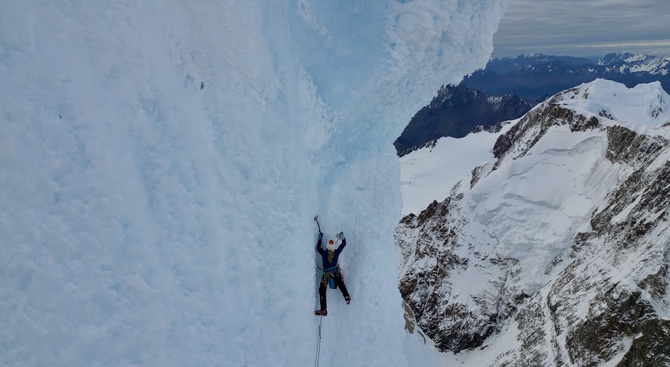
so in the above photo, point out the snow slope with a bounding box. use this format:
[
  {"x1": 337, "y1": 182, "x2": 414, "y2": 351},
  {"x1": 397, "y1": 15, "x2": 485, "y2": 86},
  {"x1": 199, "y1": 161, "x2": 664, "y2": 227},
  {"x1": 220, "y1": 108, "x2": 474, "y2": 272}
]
[
  {"x1": 400, "y1": 125, "x2": 513, "y2": 215},
  {"x1": 0, "y1": 1, "x2": 507, "y2": 366}
]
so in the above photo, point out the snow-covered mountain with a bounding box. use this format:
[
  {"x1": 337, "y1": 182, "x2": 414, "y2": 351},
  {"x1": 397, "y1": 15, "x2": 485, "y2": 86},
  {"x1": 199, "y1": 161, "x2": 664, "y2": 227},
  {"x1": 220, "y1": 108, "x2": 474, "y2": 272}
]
[
  {"x1": 394, "y1": 84, "x2": 536, "y2": 156},
  {"x1": 397, "y1": 79, "x2": 670, "y2": 365},
  {"x1": 0, "y1": 1, "x2": 509, "y2": 366},
  {"x1": 397, "y1": 52, "x2": 670, "y2": 156}
]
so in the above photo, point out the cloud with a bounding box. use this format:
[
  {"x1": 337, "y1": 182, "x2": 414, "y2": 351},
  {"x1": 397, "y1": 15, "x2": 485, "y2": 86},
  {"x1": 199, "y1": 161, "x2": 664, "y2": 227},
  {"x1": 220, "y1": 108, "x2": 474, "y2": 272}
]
[{"x1": 492, "y1": 0, "x2": 670, "y2": 57}]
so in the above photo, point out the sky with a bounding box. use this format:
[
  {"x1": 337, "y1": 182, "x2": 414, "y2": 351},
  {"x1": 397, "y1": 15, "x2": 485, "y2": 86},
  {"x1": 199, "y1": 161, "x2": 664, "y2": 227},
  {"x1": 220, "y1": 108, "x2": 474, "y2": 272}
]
[{"x1": 492, "y1": 0, "x2": 670, "y2": 58}]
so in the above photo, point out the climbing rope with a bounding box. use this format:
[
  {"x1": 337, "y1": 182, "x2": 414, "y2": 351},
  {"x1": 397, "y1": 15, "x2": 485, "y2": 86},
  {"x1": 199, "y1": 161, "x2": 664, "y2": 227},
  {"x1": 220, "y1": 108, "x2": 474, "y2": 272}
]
[
  {"x1": 314, "y1": 214, "x2": 323, "y2": 367},
  {"x1": 314, "y1": 315, "x2": 323, "y2": 367}
]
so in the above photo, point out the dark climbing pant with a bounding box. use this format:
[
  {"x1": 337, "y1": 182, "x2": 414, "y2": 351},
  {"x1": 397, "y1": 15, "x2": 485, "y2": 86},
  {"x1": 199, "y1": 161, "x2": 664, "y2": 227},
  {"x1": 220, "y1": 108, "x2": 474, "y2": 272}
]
[{"x1": 319, "y1": 270, "x2": 350, "y2": 310}]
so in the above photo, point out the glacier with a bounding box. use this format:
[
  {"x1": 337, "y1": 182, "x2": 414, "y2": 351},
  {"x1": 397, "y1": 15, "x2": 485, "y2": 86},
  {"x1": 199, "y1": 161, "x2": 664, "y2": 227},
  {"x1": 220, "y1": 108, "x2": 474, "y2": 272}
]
[{"x1": 0, "y1": 1, "x2": 507, "y2": 366}]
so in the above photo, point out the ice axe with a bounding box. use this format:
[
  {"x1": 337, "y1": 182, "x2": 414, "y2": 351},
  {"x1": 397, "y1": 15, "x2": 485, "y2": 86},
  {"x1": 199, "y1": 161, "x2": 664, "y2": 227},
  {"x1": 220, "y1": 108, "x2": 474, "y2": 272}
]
[{"x1": 314, "y1": 215, "x2": 321, "y2": 233}]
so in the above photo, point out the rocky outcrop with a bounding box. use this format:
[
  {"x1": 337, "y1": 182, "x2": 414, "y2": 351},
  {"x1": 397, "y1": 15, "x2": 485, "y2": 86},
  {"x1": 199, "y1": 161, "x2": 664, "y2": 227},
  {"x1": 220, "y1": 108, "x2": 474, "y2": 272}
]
[{"x1": 397, "y1": 199, "x2": 525, "y2": 352}]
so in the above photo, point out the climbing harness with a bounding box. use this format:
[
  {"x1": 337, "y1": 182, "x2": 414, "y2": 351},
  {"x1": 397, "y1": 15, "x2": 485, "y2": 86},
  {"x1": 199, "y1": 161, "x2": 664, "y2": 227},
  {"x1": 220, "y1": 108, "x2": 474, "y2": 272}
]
[{"x1": 322, "y1": 265, "x2": 343, "y2": 289}]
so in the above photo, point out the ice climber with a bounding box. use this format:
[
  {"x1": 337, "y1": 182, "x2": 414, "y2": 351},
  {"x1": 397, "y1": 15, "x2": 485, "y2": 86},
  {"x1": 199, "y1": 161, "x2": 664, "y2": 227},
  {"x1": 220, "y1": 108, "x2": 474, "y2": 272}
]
[{"x1": 315, "y1": 231, "x2": 351, "y2": 316}]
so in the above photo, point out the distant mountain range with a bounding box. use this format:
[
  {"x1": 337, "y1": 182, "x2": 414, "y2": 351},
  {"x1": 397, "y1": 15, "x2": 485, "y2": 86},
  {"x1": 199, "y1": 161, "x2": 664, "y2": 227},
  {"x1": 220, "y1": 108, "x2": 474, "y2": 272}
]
[
  {"x1": 464, "y1": 52, "x2": 670, "y2": 100},
  {"x1": 395, "y1": 52, "x2": 670, "y2": 156}
]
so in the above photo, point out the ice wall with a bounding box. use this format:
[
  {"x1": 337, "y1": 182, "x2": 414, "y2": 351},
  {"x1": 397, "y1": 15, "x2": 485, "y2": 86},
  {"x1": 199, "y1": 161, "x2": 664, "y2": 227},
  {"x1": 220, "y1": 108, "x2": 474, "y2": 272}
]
[{"x1": 0, "y1": 1, "x2": 507, "y2": 366}]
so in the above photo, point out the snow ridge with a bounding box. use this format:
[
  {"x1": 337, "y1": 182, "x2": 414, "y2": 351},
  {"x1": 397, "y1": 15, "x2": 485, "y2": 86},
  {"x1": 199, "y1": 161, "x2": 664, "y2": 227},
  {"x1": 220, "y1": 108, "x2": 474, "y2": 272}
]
[{"x1": 553, "y1": 79, "x2": 670, "y2": 126}]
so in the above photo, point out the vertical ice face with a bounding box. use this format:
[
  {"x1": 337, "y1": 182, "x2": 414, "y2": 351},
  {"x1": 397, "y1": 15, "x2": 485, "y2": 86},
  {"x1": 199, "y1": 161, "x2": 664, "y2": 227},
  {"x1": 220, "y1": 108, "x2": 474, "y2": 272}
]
[{"x1": 0, "y1": 1, "x2": 507, "y2": 366}]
